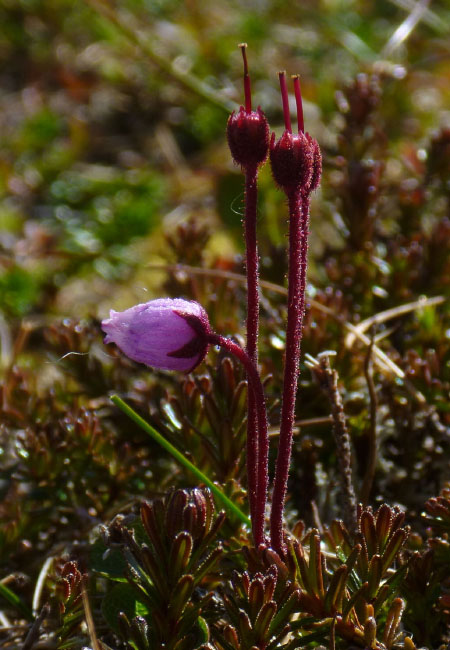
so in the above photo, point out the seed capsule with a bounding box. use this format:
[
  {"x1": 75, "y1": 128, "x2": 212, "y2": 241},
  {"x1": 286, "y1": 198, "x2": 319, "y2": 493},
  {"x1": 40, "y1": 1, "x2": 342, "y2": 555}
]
[{"x1": 226, "y1": 44, "x2": 269, "y2": 169}]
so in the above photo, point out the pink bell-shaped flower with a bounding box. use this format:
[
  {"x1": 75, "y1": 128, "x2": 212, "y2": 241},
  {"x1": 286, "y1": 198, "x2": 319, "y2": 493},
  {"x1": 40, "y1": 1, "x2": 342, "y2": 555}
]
[{"x1": 102, "y1": 298, "x2": 211, "y2": 373}]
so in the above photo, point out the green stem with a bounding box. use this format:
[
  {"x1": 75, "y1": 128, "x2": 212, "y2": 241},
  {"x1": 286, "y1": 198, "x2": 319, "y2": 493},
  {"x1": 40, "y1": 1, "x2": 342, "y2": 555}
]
[{"x1": 111, "y1": 395, "x2": 250, "y2": 526}]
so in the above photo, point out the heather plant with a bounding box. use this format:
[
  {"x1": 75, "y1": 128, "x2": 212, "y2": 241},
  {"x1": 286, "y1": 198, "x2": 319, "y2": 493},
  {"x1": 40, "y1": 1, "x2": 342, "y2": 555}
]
[{"x1": 0, "y1": 3, "x2": 449, "y2": 650}]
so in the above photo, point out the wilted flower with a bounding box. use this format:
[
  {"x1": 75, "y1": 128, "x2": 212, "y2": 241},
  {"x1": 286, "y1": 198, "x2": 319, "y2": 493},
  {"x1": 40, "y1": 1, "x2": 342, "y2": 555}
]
[{"x1": 102, "y1": 298, "x2": 211, "y2": 373}]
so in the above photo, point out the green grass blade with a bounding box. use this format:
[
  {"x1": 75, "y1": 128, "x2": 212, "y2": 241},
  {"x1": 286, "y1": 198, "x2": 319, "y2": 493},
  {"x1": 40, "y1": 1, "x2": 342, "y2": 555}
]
[
  {"x1": 0, "y1": 582, "x2": 33, "y2": 620},
  {"x1": 111, "y1": 395, "x2": 250, "y2": 527}
]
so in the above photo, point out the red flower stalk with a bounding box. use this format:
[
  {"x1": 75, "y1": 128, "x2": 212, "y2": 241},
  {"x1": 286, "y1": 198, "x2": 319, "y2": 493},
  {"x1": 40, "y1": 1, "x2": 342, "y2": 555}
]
[
  {"x1": 270, "y1": 72, "x2": 322, "y2": 555},
  {"x1": 227, "y1": 44, "x2": 270, "y2": 546},
  {"x1": 207, "y1": 332, "x2": 269, "y2": 548}
]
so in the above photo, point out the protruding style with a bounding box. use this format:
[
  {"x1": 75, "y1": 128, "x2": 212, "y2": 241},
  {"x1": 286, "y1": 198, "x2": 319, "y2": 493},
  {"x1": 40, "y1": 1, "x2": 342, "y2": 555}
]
[
  {"x1": 269, "y1": 72, "x2": 317, "y2": 195},
  {"x1": 292, "y1": 74, "x2": 304, "y2": 134}
]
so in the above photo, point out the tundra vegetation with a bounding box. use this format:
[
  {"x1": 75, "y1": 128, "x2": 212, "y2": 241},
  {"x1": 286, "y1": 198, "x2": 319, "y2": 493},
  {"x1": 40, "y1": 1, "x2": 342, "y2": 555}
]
[{"x1": 0, "y1": 2, "x2": 449, "y2": 649}]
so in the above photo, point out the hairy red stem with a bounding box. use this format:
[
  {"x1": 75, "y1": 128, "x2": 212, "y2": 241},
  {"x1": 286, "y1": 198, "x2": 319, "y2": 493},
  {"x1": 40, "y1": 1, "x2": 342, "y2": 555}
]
[
  {"x1": 270, "y1": 189, "x2": 310, "y2": 554},
  {"x1": 298, "y1": 193, "x2": 310, "y2": 332},
  {"x1": 207, "y1": 333, "x2": 268, "y2": 546},
  {"x1": 244, "y1": 165, "x2": 260, "y2": 527}
]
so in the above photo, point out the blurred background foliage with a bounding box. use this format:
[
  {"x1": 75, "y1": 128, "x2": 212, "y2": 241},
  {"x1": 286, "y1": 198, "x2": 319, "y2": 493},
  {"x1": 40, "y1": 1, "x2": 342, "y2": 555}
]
[
  {"x1": 0, "y1": 0, "x2": 448, "y2": 318},
  {"x1": 0, "y1": 0, "x2": 449, "y2": 648}
]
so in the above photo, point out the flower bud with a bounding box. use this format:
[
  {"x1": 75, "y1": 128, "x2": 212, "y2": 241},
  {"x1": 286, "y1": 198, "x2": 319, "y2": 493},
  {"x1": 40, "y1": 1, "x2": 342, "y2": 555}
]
[{"x1": 102, "y1": 298, "x2": 211, "y2": 373}]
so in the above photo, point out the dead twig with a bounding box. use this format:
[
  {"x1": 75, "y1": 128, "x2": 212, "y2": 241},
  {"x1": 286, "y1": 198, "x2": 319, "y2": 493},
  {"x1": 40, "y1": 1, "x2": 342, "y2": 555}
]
[
  {"x1": 344, "y1": 295, "x2": 445, "y2": 347},
  {"x1": 81, "y1": 577, "x2": 101, "y2": 650},
  {"x1": 268, "y1": 415, "x2": 333, "y2": 437},
  {"x1": 22, "y1": 604, "x2": 50, "y2": 650},
  {"x1": 306, "y1": 353, "x2": 357, "y2": 534},
  {"x1": 361, "y1": 330, "x2": 378, "y2": 506}
]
